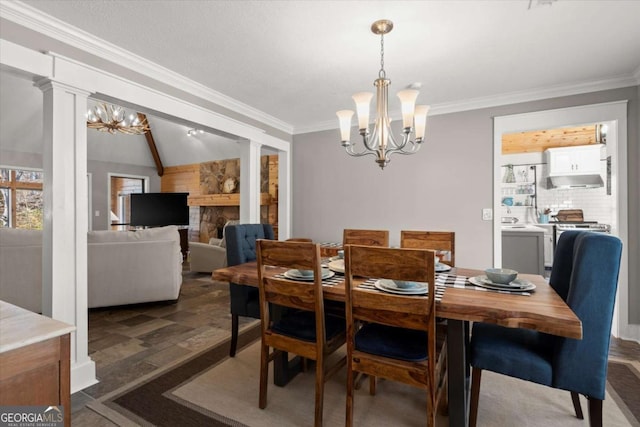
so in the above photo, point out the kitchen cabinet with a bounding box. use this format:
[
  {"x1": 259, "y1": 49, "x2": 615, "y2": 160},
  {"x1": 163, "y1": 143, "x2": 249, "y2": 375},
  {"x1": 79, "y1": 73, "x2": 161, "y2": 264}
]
[
  {"x1": 544, "y1": 230, "x2": 554, "y2": 267},
  {"x1": 534, "y1": 224, "x2": 555, "y2": 267},
  {"x1": 0, "y1": 301, "x2": 74, "y2": 426},
  {"x1": 502, "y1": 227, "x2": 545, "y2": 276},
  {"x1": 545, "y1": 144, "x2": 601, "y2": 176}
]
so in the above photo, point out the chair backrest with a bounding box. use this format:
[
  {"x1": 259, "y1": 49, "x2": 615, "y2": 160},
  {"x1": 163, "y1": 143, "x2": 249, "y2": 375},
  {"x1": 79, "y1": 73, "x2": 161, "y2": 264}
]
[
  {"x1": 256, "y1": 240, "x2": 327, "y2": 342},
  {"x1": 400, "y1": 230, "x2": 456, "y2": 266},
  {"x1": 343, "y1": 229, "x2": 389, "y2": 247},
  {"x1": 225, "y1": 224, "x2": 275, "y2": 266},
  {"x1": 286, "y1": 238, "x2": 313, "y2": 242},
  {"x1": 344, "y1": 244, "x2": 437, "y2": 357},
  {"x1": 551, "y1": 231, "x2": 623, "y2": 399}
]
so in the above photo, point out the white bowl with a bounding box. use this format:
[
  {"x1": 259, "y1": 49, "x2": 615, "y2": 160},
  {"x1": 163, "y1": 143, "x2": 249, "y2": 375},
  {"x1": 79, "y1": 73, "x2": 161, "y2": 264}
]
[
  {"x1": 394, "y1": 280, "x2": 421, "y2": 289},
  {"x1": 485, "y1": 268, "x2": 518, "y2": 284},
  {"x1": 297, "y1": 269, "x2": 314, "y2": 277}
]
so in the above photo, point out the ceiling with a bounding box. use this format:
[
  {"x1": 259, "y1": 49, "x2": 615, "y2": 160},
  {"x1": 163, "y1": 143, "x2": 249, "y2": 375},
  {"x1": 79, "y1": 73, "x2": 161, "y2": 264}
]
[
  {"x1": 0, "y1": 69, "x2": 244, "y2": 167},
  {"x1": 10, "y1": 0, "x2": 640, "y2": 135}
]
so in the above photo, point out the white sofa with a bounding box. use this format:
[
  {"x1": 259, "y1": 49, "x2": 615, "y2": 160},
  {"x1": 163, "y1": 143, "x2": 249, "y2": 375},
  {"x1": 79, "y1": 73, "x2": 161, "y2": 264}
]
[{"x1": 0, "y1": 226, "x2": 183, "y2": 312}]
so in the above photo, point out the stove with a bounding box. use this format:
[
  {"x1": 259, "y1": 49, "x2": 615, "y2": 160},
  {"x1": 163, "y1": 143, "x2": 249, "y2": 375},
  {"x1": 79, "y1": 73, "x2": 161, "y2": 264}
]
[
  {"x1": 554, "y1": 223, "x2": 611, "y2": 232},
  {"x1": 552, "y1": 222, "x2": 611, "y2": 252}
]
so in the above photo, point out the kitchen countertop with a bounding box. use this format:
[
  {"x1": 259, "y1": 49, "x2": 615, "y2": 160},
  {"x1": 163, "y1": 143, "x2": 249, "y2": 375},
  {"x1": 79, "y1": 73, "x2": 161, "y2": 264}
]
[
  {"x1": 0, "y1": 300, "x2": 75, "y2": 353},
  {"x1": 501, "y1": 224, "x2": 547, "y2": 233}
]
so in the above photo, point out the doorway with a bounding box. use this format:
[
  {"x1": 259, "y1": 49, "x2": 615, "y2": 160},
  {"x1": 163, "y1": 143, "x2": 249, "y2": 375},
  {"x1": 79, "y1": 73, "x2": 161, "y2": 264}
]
[
  {"x1": 108, "y1": 174, "x2": 148, "y2": 230},
  {"x1": 493, "y1": 101, "x2": 632, "y2": 340}
]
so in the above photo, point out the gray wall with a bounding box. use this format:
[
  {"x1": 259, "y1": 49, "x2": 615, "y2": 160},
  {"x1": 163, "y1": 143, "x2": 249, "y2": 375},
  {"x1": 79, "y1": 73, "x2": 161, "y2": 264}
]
[
  {"x1": 88, "y1": 160, "x2": 161, "y2": 230},
  {"x1": 292, "y1": 85, "x2": 639, "y2": 322},
  {"x1": 0, "y1": 149, "x2": 160, "y2": 231}
]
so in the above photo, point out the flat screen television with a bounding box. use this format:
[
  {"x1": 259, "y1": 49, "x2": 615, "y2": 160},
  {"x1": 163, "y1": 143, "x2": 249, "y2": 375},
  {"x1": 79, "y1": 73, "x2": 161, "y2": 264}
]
[{"x1": 130, "y1": 192, "x2": 189, "y2": 227}]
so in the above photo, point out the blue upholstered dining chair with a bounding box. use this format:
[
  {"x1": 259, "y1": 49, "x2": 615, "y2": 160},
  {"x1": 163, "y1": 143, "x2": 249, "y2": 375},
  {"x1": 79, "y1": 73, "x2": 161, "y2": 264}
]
[
  {"x1": 469, "y1": 230, "x2": 623, "y2": 427},
  {"x1": 225, "y1": 223, "x2": 275, "y2": 357}
]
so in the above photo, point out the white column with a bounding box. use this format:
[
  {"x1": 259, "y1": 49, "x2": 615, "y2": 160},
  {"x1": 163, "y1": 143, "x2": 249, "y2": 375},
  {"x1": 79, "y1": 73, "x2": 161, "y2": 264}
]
[
  {"x1": 239, "y1": 139, "x2": 262, "y2": 223},
  {"x1": 38, "y1": 79, "x2": 97, "y2": 392},
  {"x1": 277, "y1": 149, "x2": 291, "y2": 240}
]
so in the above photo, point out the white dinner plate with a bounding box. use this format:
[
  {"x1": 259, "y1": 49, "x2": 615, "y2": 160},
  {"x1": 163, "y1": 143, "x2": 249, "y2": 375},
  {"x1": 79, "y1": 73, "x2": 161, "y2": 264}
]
[
  {"x1": 328, "y1": 256, "x2": 343, "y2": 262},
  {"x1": 435, "y1": 263, "x2": 452, "y2": 272},
  {"x1": 283, "y1": 269, "x2": 335, "y2": 281},
  {"x1": 479, "y1": 275, "x2": 531, "y2": 289},
  {"x1": 469, "y1": 275, "x2": 536, "y2": 292},
  {"x1": 328, "y1": 260, "x2": 345, "y2": 274},
  {"x1": 374, "y1": 279, "x2": 428, "y2": 295}
]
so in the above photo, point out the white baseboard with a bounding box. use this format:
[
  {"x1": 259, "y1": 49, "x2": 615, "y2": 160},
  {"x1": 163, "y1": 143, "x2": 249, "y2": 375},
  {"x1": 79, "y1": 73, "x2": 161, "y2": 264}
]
[
  {"x1": 71, "y1": 359, "x2": 98, "y2": 393},
  {"x1": 616, "y1": 323, "x2": 640, "y2": 345}
]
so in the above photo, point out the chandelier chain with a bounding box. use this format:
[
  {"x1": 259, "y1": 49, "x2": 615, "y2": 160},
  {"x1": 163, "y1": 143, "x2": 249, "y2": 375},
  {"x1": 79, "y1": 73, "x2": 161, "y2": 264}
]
[{"x1": 379, "y1": 33, "x2": 386, "y2": 79}]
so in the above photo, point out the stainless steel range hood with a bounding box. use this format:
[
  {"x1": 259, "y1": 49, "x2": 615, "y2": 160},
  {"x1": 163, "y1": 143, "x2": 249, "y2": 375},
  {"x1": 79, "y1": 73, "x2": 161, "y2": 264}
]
[{"x1": 547, "y1": 174, "x2": 604, "y2": 189}]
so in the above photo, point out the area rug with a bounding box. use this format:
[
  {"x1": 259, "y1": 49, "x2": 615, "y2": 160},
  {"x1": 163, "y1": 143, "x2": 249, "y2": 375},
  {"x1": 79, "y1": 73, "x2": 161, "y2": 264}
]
[{"x1": 93, "y1": 336, "x2": 638, "y2": 427}]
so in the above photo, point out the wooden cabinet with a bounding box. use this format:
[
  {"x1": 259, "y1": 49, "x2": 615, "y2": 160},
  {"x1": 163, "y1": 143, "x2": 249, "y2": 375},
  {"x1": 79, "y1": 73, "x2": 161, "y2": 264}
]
[
  {"x1": 178, "y1": 227, "x2": 188, "y2": 260},
  {"x1": 545, "y1": 144, "x2": 601, "y2": 176},
  {"x1": 0, "y1": 302, "x2": 74, "y2": 427}
]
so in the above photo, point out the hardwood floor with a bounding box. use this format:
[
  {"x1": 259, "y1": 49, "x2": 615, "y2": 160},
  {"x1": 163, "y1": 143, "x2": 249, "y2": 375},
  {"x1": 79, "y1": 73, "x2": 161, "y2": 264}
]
[
  {"x1": 609, "y1": 335, "x2": 640, "y2": 360},
  {"x1": 70, "y1": 269, "x2": 640, "y2": 425}
]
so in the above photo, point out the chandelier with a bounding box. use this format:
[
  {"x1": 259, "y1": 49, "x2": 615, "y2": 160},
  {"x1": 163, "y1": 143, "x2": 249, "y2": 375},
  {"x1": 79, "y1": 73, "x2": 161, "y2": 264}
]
[
  {"x1": 186, "y1": 128, "x2": 204, "y2": 137},
  {"x1": 86, "y1": 103, "x2": 150, "y2": 135},
  {"x1": 336, "y1": 20, "x2": 429, "y2": 169}
]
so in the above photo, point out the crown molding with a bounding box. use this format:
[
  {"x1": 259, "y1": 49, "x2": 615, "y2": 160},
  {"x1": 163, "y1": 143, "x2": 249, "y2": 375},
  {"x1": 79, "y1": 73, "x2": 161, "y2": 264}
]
[
  {"x1": 294, "y1": 73, "x2": 639, "y2": 135},
  {"x1": 4, "y1": 1, "x2": 638, "y2": 138},
  {"x1": 1, "y1": 1, "x2": 295, "y2": 135}
]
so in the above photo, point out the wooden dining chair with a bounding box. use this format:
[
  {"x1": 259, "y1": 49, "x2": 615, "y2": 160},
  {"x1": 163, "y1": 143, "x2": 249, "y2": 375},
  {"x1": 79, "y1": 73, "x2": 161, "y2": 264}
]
[
  {"x1": 286, "y1": 237, "x2": 313, "y2": 242},
  {"x1": 256, "y1": 240, "x2": 347, "y2": 427},
  {"x1": 344, "y1": 244, "x2": 447, "y2": 427},
  {"x1": 343, "y1": 229, "x2": 389, "y2": 247},
  {"x1": 400, "y1": 230, "x2": 456, "y2": 266},
  {"x1": 469, "y1": 231, "x2": 623, "y2": 427}
]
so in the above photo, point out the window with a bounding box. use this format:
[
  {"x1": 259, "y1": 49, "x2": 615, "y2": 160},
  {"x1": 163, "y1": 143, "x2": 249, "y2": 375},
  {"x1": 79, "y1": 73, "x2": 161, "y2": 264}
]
[{"x1": 0, "y1": 168, "x2": 44, "y2": 229}]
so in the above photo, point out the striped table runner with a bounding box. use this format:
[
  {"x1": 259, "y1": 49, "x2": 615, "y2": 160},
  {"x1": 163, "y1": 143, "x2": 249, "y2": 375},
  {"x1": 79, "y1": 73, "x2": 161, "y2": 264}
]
[{"x1": 436, "y1": 273, "x2": 532, "y2": 296}]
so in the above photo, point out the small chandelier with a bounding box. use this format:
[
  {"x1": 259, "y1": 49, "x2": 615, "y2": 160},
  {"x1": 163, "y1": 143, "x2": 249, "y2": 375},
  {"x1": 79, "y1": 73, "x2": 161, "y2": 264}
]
[
  {"x1": 336, "y1": 20, "x2": 430, "y2": 169},
  {"x1": 86, "y1": 103, "x2": 150, "y2": 135},
  {"x1": 186, "y1": 128, "x2": 204, "y2": 137}
]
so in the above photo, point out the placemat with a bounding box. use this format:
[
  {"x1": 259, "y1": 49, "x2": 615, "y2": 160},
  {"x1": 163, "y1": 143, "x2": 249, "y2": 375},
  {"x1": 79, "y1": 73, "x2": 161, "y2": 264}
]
[
  {"x1": 436, "y1": 273, "x2": 532, "y2": 296},
  {"x1": 357, "y1": 278, "x2": 445, "y2": 301},
  {"x1": 319, "y1": 242, "x2": 342, "y2": 249},
  {"x1": 274, "y1": 273, "x2": 343, "y2": 287}
]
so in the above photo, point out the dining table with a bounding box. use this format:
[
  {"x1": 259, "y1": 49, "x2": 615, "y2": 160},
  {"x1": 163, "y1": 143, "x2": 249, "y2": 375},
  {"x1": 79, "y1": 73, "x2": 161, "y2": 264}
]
[{"x1": 212, "y1": 260, "x2": 582, "y2": 427}]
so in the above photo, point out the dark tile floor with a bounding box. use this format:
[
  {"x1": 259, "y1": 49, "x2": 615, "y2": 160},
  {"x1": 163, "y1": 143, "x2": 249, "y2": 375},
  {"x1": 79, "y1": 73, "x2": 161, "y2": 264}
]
[
  {"x1": 71, "y1": 270, "x2": 255, "y2": 425},
  {"x1": 70, "y1": 269, "x2": 640, "y2": 425}
]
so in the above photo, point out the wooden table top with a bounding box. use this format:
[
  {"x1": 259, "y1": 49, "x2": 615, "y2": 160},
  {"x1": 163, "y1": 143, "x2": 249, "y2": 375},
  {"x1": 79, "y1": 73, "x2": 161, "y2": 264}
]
[{"x1": 213, "y1": 262, "x2": 582, "y2": 340}]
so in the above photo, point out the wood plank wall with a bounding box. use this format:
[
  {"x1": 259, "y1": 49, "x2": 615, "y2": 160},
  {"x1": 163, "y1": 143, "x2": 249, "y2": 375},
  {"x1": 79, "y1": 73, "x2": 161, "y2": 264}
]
[
  {"x1": 267, "y1": 155, "x2": 278, "y2": 236},
  {"x1": 160, "y1": 164, "x2": 200, "y2": 194},
  {"x1": 502, "y1": 125, "x2": 599, "y2": 154}
]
